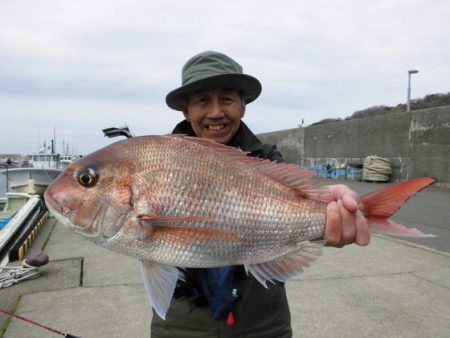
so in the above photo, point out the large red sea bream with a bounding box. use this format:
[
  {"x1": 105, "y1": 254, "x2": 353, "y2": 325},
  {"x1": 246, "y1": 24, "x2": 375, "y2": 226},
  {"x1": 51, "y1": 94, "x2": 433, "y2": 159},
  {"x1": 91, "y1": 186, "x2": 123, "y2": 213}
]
[{"x1": 44, "y1": 135, "x2": 435, "y2": 319}]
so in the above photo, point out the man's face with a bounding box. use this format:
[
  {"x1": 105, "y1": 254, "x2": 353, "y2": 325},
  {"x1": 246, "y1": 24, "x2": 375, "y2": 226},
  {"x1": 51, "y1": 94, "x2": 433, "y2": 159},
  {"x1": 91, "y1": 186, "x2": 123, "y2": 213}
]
[{"x1": 183, "y1": 88, "x2": 244, "y2": 144}]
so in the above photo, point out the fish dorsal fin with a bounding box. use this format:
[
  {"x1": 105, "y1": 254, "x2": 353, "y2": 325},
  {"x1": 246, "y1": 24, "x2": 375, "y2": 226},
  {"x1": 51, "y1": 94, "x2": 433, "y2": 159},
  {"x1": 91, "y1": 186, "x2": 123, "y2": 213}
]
[
  {"x1": 140, "y1": 261, "x2": 182, "y2": 319},
  {"x1": 168, "y1": 135, "x2": 325, "y2": 199},
  {"x1": 244, "y1": 241, "x2": 323, "y2": 288}
]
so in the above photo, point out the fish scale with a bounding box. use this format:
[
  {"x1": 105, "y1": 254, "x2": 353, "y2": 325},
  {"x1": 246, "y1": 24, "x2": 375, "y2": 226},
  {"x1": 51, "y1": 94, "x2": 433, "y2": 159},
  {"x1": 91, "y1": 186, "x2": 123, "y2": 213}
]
[{"x1": 129, "y1": 171, "x2": 325, "y2": 266}]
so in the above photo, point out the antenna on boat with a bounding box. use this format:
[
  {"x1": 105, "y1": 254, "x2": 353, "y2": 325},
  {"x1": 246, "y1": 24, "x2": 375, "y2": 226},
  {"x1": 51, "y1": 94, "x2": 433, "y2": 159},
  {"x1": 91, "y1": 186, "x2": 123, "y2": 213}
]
[{"x1": 53, "y1": 127, "x2": 56, "y2": 154}]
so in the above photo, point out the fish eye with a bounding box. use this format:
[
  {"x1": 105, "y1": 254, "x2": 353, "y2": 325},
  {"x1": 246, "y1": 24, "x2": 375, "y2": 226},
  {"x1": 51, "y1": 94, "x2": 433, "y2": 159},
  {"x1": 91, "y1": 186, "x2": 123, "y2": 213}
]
[{"x1": 77, "y1": 168, "x2": 98, "y2": 188}]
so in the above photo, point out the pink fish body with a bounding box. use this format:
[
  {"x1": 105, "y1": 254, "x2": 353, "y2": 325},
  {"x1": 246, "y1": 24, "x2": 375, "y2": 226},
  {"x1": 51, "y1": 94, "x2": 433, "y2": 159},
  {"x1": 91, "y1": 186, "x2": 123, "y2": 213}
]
[{"x1": 44, "y1": 135, "x2": 435, "y2": 319}]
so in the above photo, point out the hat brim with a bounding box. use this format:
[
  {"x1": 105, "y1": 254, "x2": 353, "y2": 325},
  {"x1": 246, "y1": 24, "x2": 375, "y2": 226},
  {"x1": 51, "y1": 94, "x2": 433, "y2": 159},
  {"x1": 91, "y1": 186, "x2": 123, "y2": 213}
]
[{"x1": 166, "y1": 74, "x2": 262, "y2": 111}]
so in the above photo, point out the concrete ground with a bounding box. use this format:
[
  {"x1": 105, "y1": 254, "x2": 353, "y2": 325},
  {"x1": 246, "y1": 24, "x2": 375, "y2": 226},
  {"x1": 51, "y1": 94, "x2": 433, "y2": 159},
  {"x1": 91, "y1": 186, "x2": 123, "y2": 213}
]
[{"x1": 1, "y1": 180, "x2": 449, "y2": 338}]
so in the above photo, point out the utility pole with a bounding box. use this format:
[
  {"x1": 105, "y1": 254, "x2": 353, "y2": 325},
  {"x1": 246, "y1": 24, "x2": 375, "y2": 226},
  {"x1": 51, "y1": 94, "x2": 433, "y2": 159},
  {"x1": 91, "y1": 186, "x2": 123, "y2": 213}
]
[{"x1": 407, "y1": 69, "x2": 419, "y2": 112}]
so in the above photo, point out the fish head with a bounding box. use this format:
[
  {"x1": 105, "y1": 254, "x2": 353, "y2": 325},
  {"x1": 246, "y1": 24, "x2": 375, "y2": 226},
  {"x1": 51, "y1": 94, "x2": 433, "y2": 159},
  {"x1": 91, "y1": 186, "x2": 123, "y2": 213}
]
[{"x1": 44, "y1": 142, "x2": 136, "y2": 242}]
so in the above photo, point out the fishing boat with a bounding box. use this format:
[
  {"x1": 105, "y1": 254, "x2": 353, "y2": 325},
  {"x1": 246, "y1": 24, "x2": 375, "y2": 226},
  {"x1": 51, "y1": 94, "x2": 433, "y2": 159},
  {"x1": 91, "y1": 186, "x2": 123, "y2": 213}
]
[
  {"x1": 1, "y1": 141, "x2": 81, "y2": 195},
  {"x1": 0, "y1": 127, "x2": 122, "y2": 264},
  {"x1": 1, "y1": 168, "x2": 61, "y2": 195},
  {"x1": 0, "y1": 191, "x2": 45, "y2": 265}
]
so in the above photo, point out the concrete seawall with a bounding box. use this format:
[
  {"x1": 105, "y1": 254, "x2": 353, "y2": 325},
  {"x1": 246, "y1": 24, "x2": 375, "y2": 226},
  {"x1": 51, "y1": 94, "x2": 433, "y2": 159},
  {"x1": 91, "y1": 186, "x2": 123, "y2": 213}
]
[{"x1": 258, "y1": 105, "x2": 450, "y2": 184}]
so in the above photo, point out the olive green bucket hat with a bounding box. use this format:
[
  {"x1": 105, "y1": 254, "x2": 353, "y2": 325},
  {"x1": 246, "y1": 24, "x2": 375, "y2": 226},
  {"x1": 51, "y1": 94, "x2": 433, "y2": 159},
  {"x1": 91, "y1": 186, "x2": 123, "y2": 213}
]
[{"x1": 166, "y1": 51, "x2": 262, "y2": 111}]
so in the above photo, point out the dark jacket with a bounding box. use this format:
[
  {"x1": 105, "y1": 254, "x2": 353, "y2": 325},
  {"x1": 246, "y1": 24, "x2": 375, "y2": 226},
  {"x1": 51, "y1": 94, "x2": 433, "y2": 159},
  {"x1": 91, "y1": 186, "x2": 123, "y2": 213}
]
[{"x1": 150, "y1": 120, "x2": 292, "y2": 338}]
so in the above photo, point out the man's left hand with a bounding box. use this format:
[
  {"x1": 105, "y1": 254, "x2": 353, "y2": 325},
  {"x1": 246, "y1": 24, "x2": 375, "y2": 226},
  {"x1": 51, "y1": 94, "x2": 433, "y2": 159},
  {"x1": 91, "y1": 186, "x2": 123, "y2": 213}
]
[{"x1": 323, "y1": 184, "x2": 370, "y2": 247}]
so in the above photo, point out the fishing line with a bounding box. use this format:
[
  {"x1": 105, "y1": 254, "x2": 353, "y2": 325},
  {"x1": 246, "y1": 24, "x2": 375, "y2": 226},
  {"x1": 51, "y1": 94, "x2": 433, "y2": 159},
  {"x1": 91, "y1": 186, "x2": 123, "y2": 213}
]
[{"x1": 0, "y1": 308, "x2": 81, "y2": 338}]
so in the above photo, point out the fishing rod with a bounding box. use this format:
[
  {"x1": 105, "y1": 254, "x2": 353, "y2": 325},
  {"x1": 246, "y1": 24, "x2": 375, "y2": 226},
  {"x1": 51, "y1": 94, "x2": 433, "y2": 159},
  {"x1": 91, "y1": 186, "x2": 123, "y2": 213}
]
[
  {"x1": 1, "y1": 254, "x2": 79, "y2": 336},
  {"x1": 0, "y1": 308, "x2": 81, "y2": 338}
]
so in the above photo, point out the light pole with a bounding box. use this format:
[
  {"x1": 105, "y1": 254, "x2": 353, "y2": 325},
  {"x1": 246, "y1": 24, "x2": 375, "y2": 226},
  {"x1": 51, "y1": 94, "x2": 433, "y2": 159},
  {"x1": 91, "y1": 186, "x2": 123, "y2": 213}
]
[{"x1": 407, "y1": 69, "x2": 419, "y2": 112}]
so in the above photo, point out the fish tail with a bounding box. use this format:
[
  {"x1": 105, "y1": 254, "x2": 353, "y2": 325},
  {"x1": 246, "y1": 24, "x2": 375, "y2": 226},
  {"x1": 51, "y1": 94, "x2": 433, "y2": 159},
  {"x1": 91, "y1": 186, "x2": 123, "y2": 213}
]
[{"x1": 359, "y1": 177, "x2": 436, "y2": 237}]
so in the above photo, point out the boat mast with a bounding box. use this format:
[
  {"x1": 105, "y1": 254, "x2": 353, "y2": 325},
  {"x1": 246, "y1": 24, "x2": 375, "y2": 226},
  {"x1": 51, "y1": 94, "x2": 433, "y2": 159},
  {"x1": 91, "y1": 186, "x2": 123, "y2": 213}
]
[{"x1": 52, "y1": 127, "x2": 56, "y2": 154}]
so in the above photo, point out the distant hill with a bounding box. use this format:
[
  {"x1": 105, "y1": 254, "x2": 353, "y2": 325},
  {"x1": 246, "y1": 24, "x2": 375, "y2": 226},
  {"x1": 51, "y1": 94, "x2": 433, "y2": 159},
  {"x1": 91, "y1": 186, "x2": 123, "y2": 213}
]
[{"x1": 312, "y1": 92, "x2": 450, "y2": 125}]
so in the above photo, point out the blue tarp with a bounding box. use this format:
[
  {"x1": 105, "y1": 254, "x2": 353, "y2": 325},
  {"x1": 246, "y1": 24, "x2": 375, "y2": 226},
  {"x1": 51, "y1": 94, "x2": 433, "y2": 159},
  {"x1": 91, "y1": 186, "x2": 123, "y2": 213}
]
[
  {"x1": 0, "y1": 217, "x2": 11, "y2": 230},
  {"x1": 307, "y1": 165, "x2": 348, "y2": 179},
  {"x1": 347, "y1": 167, "x2": 362, "y2": 181},
  {"x1": 307, "y1": 165, "x2": 328, "y2": 178}
]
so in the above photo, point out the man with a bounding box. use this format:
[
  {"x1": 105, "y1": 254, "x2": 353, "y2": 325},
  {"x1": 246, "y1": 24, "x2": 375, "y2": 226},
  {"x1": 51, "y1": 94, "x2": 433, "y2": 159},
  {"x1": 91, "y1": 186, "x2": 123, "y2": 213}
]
[{"x1": 151, "y1": 51, "x2": 370, "y2": 337}]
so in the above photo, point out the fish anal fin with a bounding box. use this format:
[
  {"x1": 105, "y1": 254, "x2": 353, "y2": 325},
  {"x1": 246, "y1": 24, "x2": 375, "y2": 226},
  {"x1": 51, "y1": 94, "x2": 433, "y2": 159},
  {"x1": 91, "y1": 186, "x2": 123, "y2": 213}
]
[
  {"x1": 244, "y1": 242, "x2": 323, "y2": 288},
  {"x1": 140, "y1": 261, "x2": 181, "y2": 319}
]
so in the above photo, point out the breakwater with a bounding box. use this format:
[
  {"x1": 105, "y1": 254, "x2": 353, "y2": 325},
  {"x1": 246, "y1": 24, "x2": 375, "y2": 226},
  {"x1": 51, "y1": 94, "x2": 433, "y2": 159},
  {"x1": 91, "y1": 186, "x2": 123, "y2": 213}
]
[{"x1": 258, "y1": 105, "x2": 450, "y2": 184}]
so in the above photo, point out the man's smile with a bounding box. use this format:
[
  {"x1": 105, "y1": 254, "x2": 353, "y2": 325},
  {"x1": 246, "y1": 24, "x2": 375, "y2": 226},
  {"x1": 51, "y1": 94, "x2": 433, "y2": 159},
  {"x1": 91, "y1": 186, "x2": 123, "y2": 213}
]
[{"x1": 205, "y1": 124, "x2": 226, "y2": 130}]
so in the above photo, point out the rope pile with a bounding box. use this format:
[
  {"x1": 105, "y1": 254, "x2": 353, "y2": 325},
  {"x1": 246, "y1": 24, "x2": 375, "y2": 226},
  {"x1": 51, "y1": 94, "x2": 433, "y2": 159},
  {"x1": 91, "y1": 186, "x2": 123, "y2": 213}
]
[{"x1": 362, "y1": 155, "x2": 392, "y2": 182}]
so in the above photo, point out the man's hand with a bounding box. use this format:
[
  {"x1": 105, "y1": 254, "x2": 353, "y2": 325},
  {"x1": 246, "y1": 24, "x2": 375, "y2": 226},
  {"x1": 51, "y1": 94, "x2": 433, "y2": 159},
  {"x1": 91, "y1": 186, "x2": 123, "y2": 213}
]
[{"x1": 323, "y1": 184, "x2": 370, "y2": 247}]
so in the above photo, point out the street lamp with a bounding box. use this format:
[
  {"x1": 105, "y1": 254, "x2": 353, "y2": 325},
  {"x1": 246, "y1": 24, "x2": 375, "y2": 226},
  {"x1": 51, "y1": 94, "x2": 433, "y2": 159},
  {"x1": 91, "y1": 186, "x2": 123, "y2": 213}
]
[{"x1": 407, "y1": 69, "x2": 419, "y2": 112}]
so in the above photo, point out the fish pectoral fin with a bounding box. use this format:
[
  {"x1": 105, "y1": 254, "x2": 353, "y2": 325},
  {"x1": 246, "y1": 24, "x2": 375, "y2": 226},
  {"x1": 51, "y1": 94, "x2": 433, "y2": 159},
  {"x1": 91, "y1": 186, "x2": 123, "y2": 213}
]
[
  {"x1": 244, "y1": 241, "x2": 323, "y2": 288},
  {"x1": 140, "y1": 261, "x2": 181, "y2": 320},
  {"x1": 137, "y1": 214, "x2": 245, "y2": 244}
]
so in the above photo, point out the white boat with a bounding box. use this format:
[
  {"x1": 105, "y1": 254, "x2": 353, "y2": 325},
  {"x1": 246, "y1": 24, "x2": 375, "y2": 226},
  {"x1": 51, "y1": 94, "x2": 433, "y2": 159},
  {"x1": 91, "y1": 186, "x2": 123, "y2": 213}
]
[
  {"x1": 1, "y1": 168, "x2": 62, "y2": 194},
  {"x1": 0, "y1": 139, "x2": 79, "y2": 263},
  {"x1": 0, "y1": 192, "x2": 42, "y2": 265},
  {"x1": 0, "y1": 127, "x2": 119, "y2": 263},
  {"x1": 27, "y1": 144, "x2": 81, "y2": 170},
  {"x1": 60, "y1": 154, "x2": 83, "y2": 168},
  {"x1": 1, "y1": 142, "x2": 81, "y2": 195}
]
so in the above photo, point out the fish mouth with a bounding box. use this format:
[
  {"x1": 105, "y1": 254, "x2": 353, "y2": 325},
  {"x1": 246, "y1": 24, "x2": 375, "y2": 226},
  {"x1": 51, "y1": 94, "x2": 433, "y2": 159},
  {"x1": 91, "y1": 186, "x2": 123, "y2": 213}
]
[
  {"x1": 44, "y1": 191, "x2": 103, "y2": 238},
  {"x1": 44, "y1": 191, "x2": 73, "y2": 225},
  {"x1": 45, "y1": 199, "x2": 76, "y2": 230},
  {"x1": 44, "y1": 190, "x2": 63, "y2": 214}
]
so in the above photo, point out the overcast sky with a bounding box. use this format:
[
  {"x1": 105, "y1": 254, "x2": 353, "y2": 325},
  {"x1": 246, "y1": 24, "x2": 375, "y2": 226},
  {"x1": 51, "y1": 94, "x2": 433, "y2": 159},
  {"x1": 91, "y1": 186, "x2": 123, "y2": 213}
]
[{"x1": 1, "y1": 0, "x2": 449, "y2": 155}]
